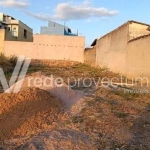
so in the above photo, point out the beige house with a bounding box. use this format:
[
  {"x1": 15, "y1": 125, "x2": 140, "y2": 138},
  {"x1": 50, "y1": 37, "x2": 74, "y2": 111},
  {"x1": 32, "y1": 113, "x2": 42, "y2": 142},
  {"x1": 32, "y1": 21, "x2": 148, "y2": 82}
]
[
  {"x1": 0, "y1": 13, "x2": 85, "y2": 63},
  {"x1": 0, "y1": 12, "x2": 33, "y2": 52}
]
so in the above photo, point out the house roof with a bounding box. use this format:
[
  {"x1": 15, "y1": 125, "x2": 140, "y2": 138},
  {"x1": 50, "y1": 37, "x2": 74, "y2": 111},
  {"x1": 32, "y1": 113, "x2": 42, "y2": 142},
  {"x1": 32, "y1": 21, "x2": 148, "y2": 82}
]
[
  {"x1": 91, "y1": 39, "x2": 97, "y2": 46},
  {"x1": 129, "y1": 20, "x2": 150, "y2": 26}
]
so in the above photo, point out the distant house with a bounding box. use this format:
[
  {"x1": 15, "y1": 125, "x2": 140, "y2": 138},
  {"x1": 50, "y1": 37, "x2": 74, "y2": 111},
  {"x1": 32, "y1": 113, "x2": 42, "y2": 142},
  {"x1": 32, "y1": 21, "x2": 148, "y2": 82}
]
[
  {"x1": 0, "y1": 12, "x2": 33, "y2": 42},
  {"x1": 40, "y1": 21, "x2": 78, "y2": 36}
]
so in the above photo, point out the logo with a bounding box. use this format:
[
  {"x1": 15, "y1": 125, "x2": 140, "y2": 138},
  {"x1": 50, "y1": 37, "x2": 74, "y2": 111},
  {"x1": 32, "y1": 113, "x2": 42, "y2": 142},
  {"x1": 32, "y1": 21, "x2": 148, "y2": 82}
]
[{"x1": 0, "y1": 56, "x2": 31, "y2": 93}]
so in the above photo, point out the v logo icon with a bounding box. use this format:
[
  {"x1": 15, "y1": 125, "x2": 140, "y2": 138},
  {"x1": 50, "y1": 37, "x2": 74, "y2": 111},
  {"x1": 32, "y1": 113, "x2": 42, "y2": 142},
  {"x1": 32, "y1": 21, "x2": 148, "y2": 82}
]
[{"x1": 0, "y1": 56, "x2": 31, "y2": 93}]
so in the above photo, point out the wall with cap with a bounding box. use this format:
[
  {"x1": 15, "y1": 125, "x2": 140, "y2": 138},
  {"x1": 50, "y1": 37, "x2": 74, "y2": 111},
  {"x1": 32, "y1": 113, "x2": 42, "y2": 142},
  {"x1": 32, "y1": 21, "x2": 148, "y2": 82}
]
[{"x1": 3, "y1": 34, "x2": 85, "y2": 62}]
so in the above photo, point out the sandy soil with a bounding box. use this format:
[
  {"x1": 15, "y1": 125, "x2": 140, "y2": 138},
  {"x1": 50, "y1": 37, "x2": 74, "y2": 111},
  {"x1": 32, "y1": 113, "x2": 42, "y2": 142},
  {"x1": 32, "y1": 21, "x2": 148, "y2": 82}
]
[
  {"x1": 7, "y1": 72, "x2": 84, "y2": 109},
  {"x1": 0, "y1": 87, "x2": 63, "y2": 141}
]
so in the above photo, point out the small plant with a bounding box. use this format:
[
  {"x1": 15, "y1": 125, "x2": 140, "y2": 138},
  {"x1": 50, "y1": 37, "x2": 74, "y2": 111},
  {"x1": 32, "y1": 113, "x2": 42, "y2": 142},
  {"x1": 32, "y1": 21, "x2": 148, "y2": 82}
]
[
  {"x1": 9, "y1": 55, "x2": 17, "y2": 67},
  {"x1": 0, "y1": 53, "x2": 12, "y2": 74}
]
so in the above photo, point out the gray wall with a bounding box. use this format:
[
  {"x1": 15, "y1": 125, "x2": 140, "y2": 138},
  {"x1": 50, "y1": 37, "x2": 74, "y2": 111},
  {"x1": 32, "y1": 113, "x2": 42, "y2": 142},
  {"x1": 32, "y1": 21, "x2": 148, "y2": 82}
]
[
  {"x1": 40, "y1": 21, "x2": 76, "y2": 36},
  {"x1": 41, "y1": 21, "x2": 68, "y2": 35}
]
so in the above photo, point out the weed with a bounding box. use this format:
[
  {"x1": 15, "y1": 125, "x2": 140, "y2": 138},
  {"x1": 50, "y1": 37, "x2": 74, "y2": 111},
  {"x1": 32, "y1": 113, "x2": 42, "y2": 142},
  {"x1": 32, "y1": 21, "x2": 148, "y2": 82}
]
[
  {"x1": 0, "y1": 53, "x2": 17, "y2": 74},
  {"x1": 8, "y1": 55, "x2": 17, "y2": 67}
]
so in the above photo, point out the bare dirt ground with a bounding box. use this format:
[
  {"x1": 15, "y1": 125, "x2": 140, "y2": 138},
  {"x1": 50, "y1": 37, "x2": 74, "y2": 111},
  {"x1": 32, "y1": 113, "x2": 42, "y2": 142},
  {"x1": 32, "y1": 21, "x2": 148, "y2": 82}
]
[
  {"x1": 0, "y1": 87, "x2": 63, "y2": 141},
  {"x1": 0, "y1": 63, "x2": 150, "y2": 150}
]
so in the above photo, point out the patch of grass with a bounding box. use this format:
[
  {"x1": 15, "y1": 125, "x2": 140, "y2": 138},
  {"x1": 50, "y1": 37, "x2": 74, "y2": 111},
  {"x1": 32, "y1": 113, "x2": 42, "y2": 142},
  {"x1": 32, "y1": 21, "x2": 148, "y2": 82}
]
[
  {"x1": 73, "y1": 63, "x2": 90, "y2": 71},
  {"x1": 27, "y1": 65, "x2": 46, "y2": 74}
]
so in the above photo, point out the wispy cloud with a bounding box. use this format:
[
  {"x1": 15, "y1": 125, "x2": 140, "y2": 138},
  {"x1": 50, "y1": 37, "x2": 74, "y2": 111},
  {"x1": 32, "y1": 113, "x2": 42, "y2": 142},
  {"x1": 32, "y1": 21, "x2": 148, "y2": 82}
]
[
  {"x1": 0, "y1": 0, "x2": 30, "y2": 9},
  {"x1": 25, "y1": 0, "x2": 119, "y2": 21},
  {"x1": 86, "y1": 18, "x2": 99, "y2": 23}
]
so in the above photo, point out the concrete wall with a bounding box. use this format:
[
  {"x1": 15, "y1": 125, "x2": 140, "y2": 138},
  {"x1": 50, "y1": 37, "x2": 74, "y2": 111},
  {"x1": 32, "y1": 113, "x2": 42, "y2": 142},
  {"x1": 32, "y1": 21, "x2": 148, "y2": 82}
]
[
  {"x1": 41, "y1": 26, "x2": 64, "y2": 36},
  {"x1": 3, "y1": 35, "x2": 85, "y2": 62},
  {"x1": 41, "y1": 21, "x2": 77, "y2": 36},
  {"x1": 84, "y1": 48, "x2": 96, "y2": 67},
  {"x1": 0, "y1": 29, "x2": 19, "y2": 50},
  {"x1": 17, "y1": 21, "x2": 33, "y2": 42},
  {"x1": 0, "y1": 13, "x2": 3, "y2": 21},
  {"x1": 41, "y1": 21, "x2": 65, "y2": 35},
  {"x1": 6, "y1": 24, "x2": 33, "y2": 42},
  {"x1": 5, "y1": 30, "x2": 17, "y2": 41},
  {"x1": 129, "y1": 22, "x2": 150, "y2": 41},
  {"x1": 96, "y1": 23, "x2": 129, "y2": 74},
  {"x1": 126, "y1": 35, "x2": 150, "y2": 80},
  {"x1": 93, "y1": 21, "x2": 150, "y2": 80},
  {"x1": 0, "y1": 29, "x2": 5, "y2": 52}
]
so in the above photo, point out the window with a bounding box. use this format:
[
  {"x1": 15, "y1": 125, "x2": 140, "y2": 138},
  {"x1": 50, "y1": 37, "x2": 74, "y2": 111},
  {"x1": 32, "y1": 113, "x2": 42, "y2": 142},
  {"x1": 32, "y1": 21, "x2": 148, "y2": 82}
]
[
  {"x1": 13, "y1": 27, "x2": 16, "y2": 30},
  {"x1": 24, "y1": 29, "x2": 27, "y2": 39}
]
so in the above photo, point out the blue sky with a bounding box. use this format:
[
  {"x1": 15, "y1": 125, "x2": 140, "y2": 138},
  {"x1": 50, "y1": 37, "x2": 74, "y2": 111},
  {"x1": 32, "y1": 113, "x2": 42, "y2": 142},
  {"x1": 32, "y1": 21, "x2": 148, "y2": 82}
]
[{"x1": 0, "y1": 0, "x2": 150, "y2": 46}]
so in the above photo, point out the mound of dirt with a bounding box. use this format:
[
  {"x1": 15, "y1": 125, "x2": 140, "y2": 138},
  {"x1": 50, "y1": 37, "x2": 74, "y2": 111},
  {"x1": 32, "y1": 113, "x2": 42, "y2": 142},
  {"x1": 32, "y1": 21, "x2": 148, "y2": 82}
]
[
  {"x1": 7, "y1": 72, "x2": 84, "y2": 109},
  {"x1": 0, "y1": 87, "x2": 63, "y2": 141}
]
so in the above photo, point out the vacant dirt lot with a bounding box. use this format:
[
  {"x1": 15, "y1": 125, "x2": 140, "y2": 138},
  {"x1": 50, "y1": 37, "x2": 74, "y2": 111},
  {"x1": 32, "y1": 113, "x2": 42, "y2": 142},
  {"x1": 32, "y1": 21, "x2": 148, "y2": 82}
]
[{"x1": 0, "y1": 63, "x2": 150, "y2": 150}]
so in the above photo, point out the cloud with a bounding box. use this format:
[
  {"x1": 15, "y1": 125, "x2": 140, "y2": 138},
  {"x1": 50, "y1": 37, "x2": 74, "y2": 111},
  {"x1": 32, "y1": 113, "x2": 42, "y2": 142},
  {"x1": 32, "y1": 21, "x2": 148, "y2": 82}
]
[
  {"x1": 24, "y1": 11, "x2": 51, "y2": 21},
  {"x1": 25, "y1": 0, "x2": 118, "y2": 21},
  {"x1": 0, "y1": 0, "x2": 30, "y2": 9},
  {"x1": 86, "y1": 18, "x2": 99, "y2": 23}
]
